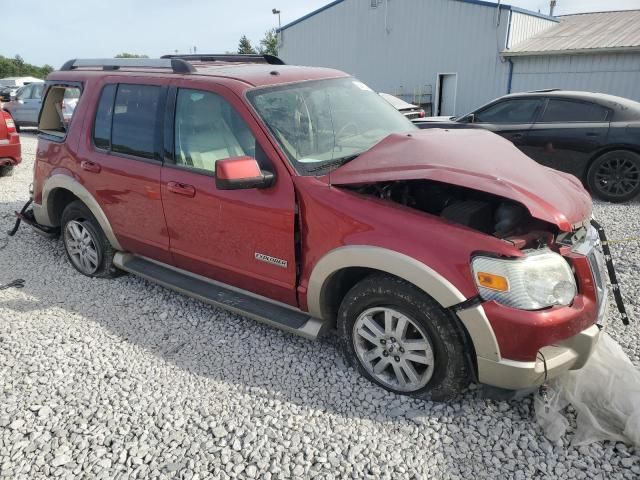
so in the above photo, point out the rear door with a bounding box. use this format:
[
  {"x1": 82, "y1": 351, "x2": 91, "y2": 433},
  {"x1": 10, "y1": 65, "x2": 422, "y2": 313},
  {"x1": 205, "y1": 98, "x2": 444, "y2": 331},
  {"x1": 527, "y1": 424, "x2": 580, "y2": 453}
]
[
  {"x1": 471, "y1": 97, "x2": 544, "y2": 149},
  {"x1": 77, "y1": 78, "x2": 171, "y2": 263},
  {"x1": 525, "y1": 98, "x2": 611, "y2": 178},
  {"x1": 160, "y1": 81, "x2": 298, "y2": 305}
]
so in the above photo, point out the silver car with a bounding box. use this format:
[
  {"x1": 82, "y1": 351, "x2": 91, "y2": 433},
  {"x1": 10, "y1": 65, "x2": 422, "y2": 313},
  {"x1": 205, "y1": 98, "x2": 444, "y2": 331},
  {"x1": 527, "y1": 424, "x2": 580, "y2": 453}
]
[{"x1": 3, "y1": 84, "x2": 80, "y2": 131}]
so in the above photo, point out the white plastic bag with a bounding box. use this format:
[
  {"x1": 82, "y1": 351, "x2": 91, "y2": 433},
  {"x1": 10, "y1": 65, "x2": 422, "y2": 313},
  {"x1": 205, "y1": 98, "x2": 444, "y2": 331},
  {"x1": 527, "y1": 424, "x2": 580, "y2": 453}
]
[{"x1": 535, "y1": 333, "x2": 640, "y2": 447}]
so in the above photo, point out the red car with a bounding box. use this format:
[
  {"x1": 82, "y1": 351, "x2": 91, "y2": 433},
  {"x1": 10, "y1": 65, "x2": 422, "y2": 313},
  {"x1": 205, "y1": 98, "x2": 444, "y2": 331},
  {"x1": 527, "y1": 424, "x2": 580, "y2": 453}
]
[
  {"x1": 19, "y1": 55, "x2": 614, "y2": 400},
  {"x1": 0, "y1": 110, "x2": 20, "y2": 176}
]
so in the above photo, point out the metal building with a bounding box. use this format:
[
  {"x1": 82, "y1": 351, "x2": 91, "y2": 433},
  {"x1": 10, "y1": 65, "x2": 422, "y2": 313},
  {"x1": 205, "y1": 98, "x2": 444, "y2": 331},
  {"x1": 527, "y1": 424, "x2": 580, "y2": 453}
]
[
  {"x1": 278, "y1": 1, "x2": 640, "y2": 116},
  {"x1": 277, "y1": 0, "x2": 557, "y2": 116},
  {"x1": 504, "y1": 10, "x2": 640, "y2": 102}
]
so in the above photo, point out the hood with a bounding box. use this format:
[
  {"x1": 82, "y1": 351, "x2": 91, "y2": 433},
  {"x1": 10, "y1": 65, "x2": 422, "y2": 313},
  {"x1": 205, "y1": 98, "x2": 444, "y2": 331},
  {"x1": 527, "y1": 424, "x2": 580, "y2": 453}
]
[{"x1": 329, "y1": 129, "x2": 591, "y2": 232}]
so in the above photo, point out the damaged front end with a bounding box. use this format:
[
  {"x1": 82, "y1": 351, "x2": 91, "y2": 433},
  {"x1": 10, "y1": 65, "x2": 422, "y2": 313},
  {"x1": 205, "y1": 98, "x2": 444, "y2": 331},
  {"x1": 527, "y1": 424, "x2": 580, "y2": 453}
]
[{"x1": 348, "y1": 179, "x2": 555, "y2": 249}]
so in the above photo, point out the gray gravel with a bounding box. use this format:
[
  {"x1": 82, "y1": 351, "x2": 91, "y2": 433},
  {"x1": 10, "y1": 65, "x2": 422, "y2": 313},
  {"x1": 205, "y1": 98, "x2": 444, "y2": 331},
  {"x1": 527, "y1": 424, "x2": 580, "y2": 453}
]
[{"x1": 1, "y1": 133, "x2": 639, "y2": 479}]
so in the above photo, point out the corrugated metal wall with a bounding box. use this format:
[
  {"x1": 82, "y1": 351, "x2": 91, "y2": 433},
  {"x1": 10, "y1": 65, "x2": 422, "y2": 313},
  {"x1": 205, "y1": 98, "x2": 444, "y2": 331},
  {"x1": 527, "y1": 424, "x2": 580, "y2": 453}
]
[
  {"x1": 507, "y1": 11, "x2": 556, "y2": 48},
  {"x1": 511, "y1": 53, "x2": 640, "y2": 101},
  {"x1": 279, "y1": 0, "x2": 516, "y2": 115}
]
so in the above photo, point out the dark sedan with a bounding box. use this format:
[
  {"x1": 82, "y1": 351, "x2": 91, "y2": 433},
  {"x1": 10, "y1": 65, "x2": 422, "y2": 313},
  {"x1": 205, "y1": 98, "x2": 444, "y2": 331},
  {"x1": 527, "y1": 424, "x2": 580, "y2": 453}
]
[{"x1": 414, "y1": 90, "x2": 640, "y2": 202}]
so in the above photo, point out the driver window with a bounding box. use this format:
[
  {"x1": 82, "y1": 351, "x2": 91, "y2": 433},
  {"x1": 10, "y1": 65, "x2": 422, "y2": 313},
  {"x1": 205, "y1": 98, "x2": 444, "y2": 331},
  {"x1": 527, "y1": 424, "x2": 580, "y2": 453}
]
[
  {"x1": 475, "y1": 99, "x2": 542, "y2": 124},
  {"x1": 174, "y1": 89, "x2": 256, "y2": 174}
]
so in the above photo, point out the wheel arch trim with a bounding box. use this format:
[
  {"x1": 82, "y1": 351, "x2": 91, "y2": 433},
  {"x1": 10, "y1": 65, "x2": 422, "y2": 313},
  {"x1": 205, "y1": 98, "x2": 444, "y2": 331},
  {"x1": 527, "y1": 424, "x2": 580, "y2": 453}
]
[
  {"x1": 35, "y1": 173, "x2": 122, "y2": 250},
  {"x1": 306, "y1": 245, "x2": 501, "y2": 361}
]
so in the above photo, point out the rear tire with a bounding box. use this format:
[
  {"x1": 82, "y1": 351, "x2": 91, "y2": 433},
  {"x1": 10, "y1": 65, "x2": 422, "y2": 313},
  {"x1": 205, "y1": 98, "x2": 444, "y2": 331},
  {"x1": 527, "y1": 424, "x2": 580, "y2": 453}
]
[
  {"x1": 60, "y1": 200, "x2": 121, "y2": 278},
  {"x1": 338, "y1": 274, "x2": 470, "y2": 401},
  {"x1": 587, "y1": 150, "x2": 640, "y2": 203},
  {"x1": 0, "y1": 165, "x2": 14, "y2": 177}
]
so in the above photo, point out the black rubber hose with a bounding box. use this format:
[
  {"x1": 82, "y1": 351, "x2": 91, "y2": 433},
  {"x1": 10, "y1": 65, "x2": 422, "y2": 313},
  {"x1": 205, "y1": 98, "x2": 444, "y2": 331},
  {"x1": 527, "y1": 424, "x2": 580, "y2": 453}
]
[{"x1": 7, "y1": 198, "x2": 32, "y2": 237}]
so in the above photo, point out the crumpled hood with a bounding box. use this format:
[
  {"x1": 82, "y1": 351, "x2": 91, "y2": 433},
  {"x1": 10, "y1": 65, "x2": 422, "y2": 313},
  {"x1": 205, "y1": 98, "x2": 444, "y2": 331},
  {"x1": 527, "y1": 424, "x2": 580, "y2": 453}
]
[{"x1": 329, "y1": 129, "x2": 592, "y2": 232}]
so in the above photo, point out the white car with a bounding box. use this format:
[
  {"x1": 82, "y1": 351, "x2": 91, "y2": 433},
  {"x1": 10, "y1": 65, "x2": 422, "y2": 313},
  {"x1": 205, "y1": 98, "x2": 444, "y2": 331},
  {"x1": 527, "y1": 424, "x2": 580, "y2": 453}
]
[{"x1": 379, "y1": 92, "x2": 425, "y2": 120}]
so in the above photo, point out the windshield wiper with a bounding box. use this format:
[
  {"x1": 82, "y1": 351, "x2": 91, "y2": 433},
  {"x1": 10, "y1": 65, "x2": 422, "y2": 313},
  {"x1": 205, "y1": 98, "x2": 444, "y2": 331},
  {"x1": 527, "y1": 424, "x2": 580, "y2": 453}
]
[{"x1": 305, "y1": 154, "x2": 360, "y2": 173}]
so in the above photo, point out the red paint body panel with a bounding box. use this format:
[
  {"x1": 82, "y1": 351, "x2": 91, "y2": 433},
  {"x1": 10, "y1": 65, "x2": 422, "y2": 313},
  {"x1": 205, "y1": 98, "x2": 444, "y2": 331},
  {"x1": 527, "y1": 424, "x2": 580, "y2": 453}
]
[
  {"x1": 215, "y1": 156, "x2": 261, "y2": 180},
  {"x1": 160, "y1": 78, "x2": 298, "y2": 305},
  {"x1": 75, "y1": 75, "x2": 172, "y2": 264},
  {"x1": 484, "y1": 254, "x2": 598, "y2": 361},
  {"x1": 0, "y1": 110, "x2": 21, "y2": 166},
  {"x1": 292, "y1": 176, "x2": 523, "y2": 302},
  {"x1": 330, "y1": 129, "x2": 592, "y2": 232}
]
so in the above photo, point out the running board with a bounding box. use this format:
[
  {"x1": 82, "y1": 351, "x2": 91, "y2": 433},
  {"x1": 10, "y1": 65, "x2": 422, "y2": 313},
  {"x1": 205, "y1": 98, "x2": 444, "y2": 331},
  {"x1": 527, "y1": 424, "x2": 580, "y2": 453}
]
[{"x1": 113, "y1": 253, "x2": 328, "y2": 339}]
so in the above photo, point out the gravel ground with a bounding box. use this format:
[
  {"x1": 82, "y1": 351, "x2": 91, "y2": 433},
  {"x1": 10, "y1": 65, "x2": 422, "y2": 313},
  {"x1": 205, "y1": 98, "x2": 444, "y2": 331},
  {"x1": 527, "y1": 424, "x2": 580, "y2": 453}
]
[{"x1": 1, "y1": 133, "x2": 639, "y2": 479}]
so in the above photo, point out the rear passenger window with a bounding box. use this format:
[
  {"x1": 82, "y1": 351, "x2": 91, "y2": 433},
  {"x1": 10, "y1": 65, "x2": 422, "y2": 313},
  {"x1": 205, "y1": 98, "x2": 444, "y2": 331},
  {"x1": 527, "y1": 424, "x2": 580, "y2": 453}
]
[
  {"x1": 111, "y1": 84, "x2": 162, "y2": 159},
  {"x1": 540, "y1": 100, "x2": 609, "y2": 122},
  {"x1": 38, "y1": 84, "x2": 83, "y2": 138}
]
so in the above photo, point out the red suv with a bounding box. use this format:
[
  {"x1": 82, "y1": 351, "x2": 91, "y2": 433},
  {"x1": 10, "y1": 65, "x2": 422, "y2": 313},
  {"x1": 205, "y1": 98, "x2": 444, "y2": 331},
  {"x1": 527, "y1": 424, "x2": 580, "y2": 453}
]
[
  {"x1": 0, "y1": 110, "x2": 20, "y2": 177},
  {"x1": 21, "y1": 55, "x2": 613, "y2": 400}
]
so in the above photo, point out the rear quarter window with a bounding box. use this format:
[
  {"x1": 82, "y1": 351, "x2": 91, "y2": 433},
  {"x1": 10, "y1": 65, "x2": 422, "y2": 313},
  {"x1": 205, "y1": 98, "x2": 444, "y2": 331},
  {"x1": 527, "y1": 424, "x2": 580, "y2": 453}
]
[{"x1": 38, "y1": 84, "x2": 83, "y2": 139}]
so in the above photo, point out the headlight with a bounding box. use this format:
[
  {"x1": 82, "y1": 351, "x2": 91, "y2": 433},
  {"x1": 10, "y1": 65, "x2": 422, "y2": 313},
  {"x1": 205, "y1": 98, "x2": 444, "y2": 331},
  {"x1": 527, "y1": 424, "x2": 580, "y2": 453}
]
[{"x1": 471, "y1": 249, "x2": 577, "y2": 310}]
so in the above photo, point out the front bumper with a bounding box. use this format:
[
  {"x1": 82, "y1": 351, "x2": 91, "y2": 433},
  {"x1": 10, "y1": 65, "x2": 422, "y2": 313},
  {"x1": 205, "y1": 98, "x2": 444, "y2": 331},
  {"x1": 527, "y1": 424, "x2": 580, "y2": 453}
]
[
  {"x1": 465, "y1": 223, "x2": 611, "y2": 391},
  {"x1": 477, "y1": 322, "x2": 603, "y2": 390}
]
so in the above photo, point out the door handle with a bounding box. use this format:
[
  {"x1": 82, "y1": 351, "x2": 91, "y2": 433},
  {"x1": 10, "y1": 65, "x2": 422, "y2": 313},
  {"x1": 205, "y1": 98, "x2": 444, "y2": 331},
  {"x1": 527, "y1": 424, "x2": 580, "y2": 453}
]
[
  {"x1": 586, "y1": 132, "x2": 600, "y2": 137},
  {"x1": 167, "y1": 181, "x2": 196, "y2": 198},
  {"x1": 511, "y1": 133, "x2": 524, "y2": 139},
  {"x1": 80, "y1": 160, "x2": 101, "y2": 173}
]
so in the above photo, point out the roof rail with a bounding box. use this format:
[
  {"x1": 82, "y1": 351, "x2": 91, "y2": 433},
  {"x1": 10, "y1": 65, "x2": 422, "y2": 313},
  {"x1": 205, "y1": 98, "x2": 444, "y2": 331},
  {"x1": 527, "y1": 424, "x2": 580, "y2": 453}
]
[
  {"x1": 59, "y1": 58, "x2": 195, "y2": 74},
  {"x1": 527, "y1": 88, "x2": 562, "y2": 93},
  {"x1": 160, "y1": 53, "x2": 285, "y2": 65}
]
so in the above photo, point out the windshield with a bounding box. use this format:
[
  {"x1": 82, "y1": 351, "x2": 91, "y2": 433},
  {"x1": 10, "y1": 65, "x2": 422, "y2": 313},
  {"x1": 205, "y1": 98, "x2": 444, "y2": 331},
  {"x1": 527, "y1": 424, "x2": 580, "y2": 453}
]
[{"x1": 247, "y1": 77, "x2": 416, "y2": 174}]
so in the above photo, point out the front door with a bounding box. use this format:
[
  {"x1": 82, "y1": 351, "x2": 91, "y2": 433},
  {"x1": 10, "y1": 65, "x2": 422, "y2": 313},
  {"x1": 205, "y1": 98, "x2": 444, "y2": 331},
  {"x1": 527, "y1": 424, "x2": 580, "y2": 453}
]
[
  {"x1": 471, "y1": 97, "x2": 544, "y2": 151},
  {"x1": 77, "y1": 79, "x2": 171, "y2": 263},
  {"x1": 160, "y1": 83, "x2": 298, "y2": 306}
]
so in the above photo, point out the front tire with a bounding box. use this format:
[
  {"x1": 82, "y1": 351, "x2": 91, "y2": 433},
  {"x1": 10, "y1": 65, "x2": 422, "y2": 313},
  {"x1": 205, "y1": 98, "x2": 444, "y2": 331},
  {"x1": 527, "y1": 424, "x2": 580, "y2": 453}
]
[
  {"x1": 338, "y1": 274, "x2": 470, "y2": 401},
  {"x1": 60, "y1": 201, "x2": 120, "y2": 278},
  {"x1": 587, "y1": 150, "x2": 640, "y2": 203}
]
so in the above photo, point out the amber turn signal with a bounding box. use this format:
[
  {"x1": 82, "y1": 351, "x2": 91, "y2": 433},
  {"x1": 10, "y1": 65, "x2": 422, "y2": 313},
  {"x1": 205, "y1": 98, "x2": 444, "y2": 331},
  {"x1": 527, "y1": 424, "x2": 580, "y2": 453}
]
[{"x1": 476, "y1": 272, "x2": 509, "y2": 292}]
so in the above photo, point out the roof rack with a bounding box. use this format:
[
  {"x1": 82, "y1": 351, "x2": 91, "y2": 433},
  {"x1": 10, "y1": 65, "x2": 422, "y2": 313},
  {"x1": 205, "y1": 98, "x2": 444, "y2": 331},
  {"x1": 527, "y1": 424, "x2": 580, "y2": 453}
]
[
  {"x1": 59, "y1": 58, "x2": 195, "y2": 74},
  {"x1": 160, "y1": 53, "x2": 285, "y2": 65}
]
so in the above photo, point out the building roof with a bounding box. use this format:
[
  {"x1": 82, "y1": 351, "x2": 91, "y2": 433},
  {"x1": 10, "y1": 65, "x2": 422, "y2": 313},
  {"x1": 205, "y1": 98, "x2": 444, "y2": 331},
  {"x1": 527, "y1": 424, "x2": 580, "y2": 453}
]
[
  {"x1": 277, "y1": 0, "x2": 556, "y2": 33},
  {"x1": 503, "y1": 10, "x2": 640, "y2": 56}
]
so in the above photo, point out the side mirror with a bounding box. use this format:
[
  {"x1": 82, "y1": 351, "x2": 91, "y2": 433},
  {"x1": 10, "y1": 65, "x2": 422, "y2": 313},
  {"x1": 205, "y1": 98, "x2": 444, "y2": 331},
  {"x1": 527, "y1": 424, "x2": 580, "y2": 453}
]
[{"x1": 215, "y1": 156, "x2": 275, "y2": 190}]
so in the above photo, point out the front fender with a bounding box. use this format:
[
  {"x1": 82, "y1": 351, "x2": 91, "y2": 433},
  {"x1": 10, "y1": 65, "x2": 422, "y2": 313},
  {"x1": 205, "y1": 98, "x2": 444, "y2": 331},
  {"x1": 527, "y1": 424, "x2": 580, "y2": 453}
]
[{"x1": 306, "y1": 245, "x2": 501, "y2": 362}]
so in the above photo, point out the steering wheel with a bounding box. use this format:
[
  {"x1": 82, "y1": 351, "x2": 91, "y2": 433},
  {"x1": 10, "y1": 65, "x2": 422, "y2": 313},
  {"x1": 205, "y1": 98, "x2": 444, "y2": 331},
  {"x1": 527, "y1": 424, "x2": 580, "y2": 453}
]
[{"x1": 337, "y1": 122, "x2": 360, "y2": 139}]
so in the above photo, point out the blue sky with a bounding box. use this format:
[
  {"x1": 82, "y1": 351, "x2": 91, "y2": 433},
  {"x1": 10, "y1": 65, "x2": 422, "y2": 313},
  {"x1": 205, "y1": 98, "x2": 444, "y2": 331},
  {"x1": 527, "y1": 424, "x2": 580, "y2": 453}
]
[{"x1": 4, "y1": 0, "x2": 639, "y2": 68}]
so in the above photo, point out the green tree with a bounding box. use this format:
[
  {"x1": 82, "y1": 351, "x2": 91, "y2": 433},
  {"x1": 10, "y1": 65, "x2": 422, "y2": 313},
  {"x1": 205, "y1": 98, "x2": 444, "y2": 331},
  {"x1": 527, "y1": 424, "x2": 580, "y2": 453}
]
[
  {"x1": 0, "y1": 55, "x2": 52, "y2": 79},
  {"x1": 237, "y1": 35, "x2": 257, "y2": 54},
  {"x1": 258, "y1": 29, "x2": 278, "y2": 56},
  {"x1": 114, "y1": 53, "x2": 149, "y2": 58}
]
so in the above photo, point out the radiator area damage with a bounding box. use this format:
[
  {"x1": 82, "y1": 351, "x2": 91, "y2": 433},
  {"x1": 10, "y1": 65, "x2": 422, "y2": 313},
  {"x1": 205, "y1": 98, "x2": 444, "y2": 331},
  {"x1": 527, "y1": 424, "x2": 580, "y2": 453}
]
[{"x1": 346, "y1": 179, "x2": 556, "y2": 248}]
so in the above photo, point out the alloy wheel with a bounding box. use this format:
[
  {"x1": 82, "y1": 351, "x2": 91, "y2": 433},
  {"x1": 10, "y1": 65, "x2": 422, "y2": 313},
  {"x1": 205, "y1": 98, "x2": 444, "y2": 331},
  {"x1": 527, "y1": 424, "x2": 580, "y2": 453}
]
[
  {"x1": 64, "y1": 220, "x2": 100, "y2": 275},
  {"x1": 594, "y1": 156, "x2": 640, "y2": 199},
  {"x1": 353, "y1": 307, "x2": 435, "y2": 392}
]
